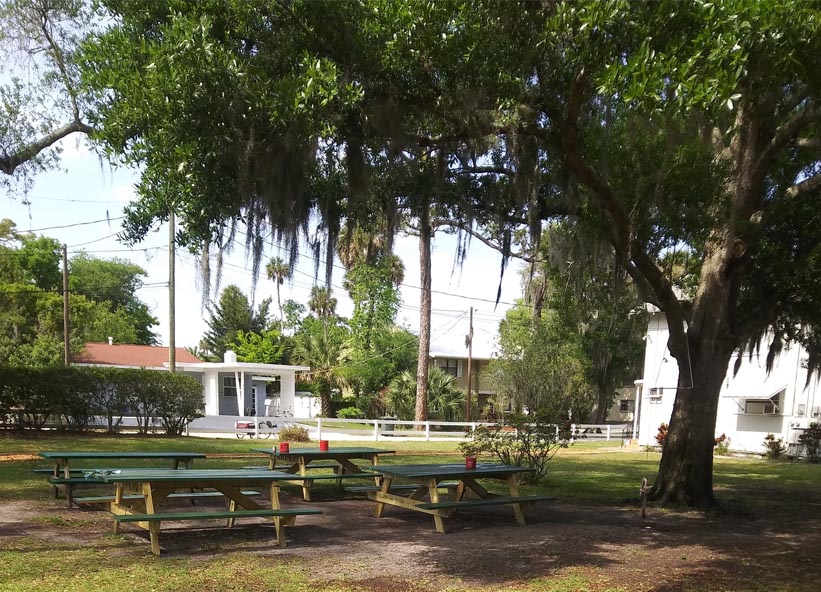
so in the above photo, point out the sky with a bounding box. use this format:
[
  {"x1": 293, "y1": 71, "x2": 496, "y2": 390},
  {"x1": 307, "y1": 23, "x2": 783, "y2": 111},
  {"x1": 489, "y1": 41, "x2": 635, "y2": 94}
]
[{"x1": 3, "y1": 136, "x2": 526, "y2": 359}]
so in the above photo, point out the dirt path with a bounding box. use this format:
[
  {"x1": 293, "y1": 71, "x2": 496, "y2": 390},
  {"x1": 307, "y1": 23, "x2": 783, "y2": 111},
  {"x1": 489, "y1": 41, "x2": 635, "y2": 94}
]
[{"x1": 3, "y1": 491, "x2": 820, "y2": 591}]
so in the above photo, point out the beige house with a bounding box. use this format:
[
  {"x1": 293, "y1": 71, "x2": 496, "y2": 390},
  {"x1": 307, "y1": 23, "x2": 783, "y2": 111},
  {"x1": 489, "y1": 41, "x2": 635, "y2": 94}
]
[{"x1": 430, "y1": 346, "x2": 496, "y2": 418}]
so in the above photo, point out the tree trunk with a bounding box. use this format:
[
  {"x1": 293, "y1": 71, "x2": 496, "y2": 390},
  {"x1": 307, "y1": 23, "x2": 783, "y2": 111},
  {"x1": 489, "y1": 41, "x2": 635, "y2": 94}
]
[
  {"x1": 589, "y1": 393, "x2": 609, "y2": 424},
  {"x1": 649, "y1": 253, "x2": 737, "y2": 508},
  {"x1": 415, "y1": 201, "x2": 432, "y2": 424},
  {"x1": 320, "y1": 383, "x2": 332, "y2": 418}
]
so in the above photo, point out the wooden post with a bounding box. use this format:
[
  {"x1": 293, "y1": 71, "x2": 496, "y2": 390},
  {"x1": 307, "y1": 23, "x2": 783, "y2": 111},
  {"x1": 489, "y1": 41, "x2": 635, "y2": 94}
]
[
  {"x1": 640, "y1": 477, "x2": 648, "y2": 519},
  {"x1": 62, "y1": 244, "x2": 71, "y2": 366},
  {"x1": 465, "y1": 306, "x2": 473, "y2": 421},
  {"x1": 168, "y1": 211, "x2": 176, "y2": 373}
]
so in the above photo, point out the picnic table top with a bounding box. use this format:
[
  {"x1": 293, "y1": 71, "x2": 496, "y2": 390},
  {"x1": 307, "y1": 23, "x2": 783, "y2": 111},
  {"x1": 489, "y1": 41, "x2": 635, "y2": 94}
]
[
  {"x1": 94, "y1": 469, "x2": 301, "y2": 483},
  {"x1": 372, "y1": 463, "x2": 534, "y2": 479},
  {"x1": 250, "y1": 446, "x2": 395, "y2": 457},
  {"x1": 38, "y1": 451, "x2": 206, "y2": 460}
]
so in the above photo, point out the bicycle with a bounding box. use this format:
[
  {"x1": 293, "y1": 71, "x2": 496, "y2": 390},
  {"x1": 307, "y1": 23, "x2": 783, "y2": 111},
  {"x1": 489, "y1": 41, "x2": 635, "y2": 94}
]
[{"x1": 235, "y1": 420, "x2": 275, "y2": 439}]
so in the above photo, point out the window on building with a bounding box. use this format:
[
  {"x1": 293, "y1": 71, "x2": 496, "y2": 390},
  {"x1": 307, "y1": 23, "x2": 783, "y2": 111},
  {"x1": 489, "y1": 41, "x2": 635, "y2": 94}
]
[
  {"x1": 619, "y1": 399, "x2": 630, "y2": 412},
  {"x1": 223, "y1": 376, "x2": 237, "y2": 397},
  {"x1": 437, "y1": 358, "x2": 461, "y2": 377},
  {"x1": 743, "y1": 389, "x2": 782, "y2": 415}
]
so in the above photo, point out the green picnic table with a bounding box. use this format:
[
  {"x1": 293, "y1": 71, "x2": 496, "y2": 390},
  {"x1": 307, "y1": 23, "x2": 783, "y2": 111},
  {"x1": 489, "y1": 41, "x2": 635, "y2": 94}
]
[
  {"x1": 250, "y1": 446, "x2": 394, "y2": 501},
  {"x1": 363, "y1": 463, "x2": 552, "y2": 533},
  {"x1": 96, "y1": 468, "x2": 320, "y2": 555},
  {"x1": 37, "y1": 451, "x2": 207, "y2": 506}
]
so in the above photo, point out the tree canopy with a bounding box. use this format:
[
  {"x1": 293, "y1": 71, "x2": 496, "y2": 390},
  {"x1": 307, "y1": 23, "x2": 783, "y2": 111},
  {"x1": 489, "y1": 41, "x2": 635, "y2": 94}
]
[
  {"x1": 0, "y1": 219, "x2": 159, "y2": 366},
  {"x1": 3, "y1": 0, "x2": 820, "y2": 508}
]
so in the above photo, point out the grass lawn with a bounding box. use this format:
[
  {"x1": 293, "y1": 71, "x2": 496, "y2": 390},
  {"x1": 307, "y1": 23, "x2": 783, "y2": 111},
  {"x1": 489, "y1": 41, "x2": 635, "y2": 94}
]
[{"x1": 1, "y1": 432, "x2": 819, "y2": 591}]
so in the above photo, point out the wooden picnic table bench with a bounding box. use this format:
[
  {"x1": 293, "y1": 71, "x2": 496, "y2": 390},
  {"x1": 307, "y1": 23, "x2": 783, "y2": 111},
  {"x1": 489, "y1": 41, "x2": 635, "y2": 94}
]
[
  {"x1": 365, "y1": 463, "x2": 549, "y2": 533},
  {"x1": 97, "y1": 469, "x2": 320, "y2": 555},
  {"x1": 37, "y1": 451, "x2": 206, "y2": 507},
  {"x1": 250, "y1": 446, "x2": 394, "y2": 501}
]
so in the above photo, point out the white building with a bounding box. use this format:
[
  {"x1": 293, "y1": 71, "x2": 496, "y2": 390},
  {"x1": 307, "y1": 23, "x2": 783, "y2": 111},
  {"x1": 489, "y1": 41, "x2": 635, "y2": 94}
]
[
  {"x1": 76, "y1": 342, "x2": 311, "y2": 419},
  {"x1": 636, "y1": 312, "x2": 821, "y2": 455}
]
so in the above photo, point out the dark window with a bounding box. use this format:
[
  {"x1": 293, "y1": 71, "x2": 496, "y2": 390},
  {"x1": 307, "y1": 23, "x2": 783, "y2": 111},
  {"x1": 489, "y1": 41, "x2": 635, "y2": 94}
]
[
  {"x1": 223, "y1": 376, "x2": 237, "y2": 397},
  {"x1": 620, "y1": 400, "x2": 630, "y2": 412},
  {"x1": 438, "y1": 359, "x2": 459, "y2": 377}
]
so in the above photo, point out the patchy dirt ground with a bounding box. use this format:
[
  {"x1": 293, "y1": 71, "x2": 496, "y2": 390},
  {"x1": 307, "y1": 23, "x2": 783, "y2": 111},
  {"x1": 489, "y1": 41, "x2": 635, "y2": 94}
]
[{"x1": 3, "y1": 486, "x2": 820, "y2": 591}]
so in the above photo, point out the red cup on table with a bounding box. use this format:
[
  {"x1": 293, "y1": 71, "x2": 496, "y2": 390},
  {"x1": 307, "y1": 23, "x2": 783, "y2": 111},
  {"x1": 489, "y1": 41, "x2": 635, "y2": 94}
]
[
  {"x1": 319, "y1": 440, "x2": 329, "y2": 451},
  {"x1": 465, "y1": 457, "x2": 477, "y2": 470},
  {"x1": 279, "y1": 442, "x2": 290, "y2": 453}
]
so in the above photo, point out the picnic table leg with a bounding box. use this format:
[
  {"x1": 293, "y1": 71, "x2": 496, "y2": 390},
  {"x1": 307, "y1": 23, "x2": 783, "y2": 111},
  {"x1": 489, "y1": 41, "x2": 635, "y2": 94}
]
[
  {"x1": 142, "y1": 483, "x2": 162, "y2": 555},
  {"x1": 506, "y1": 474, "x2": 526, "y2": 525},
  {"x1": 299, "y1": 460, "x2": 311, "y2": 501},
  {"x1": 269, "y1": 483, "x2": 286, "y2": 546},
  {"x1": 425, "y1": 478, "x2": 446, "y2": 533},
  {"x1": 374, "y1": 476, "x2": 393, "y2": 518}
]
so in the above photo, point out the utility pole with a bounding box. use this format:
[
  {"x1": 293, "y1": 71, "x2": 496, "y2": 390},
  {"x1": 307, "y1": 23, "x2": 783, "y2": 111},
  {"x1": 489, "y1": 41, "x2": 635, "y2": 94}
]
[
  {"x1": 465, "y1": 306, "x2": 473, "y2": 421},
  {"x1": 62, "y1": 244, "x2": 71, "y2": 366},
  {"x1": 168, "y1": 211, "x2": 176, "y2": 373}
]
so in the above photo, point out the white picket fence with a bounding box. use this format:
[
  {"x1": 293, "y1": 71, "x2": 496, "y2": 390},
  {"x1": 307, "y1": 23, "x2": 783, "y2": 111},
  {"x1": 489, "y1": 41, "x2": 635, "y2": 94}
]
[{"x1": 184, "y1": 416, "x2": 633, "y2": 443}]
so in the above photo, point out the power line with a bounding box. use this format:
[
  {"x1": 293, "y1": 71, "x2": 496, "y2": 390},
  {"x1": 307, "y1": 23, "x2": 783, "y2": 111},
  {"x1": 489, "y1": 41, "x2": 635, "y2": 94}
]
[{"x1": 18, "y1": 216, "x2": 126, "y2": 233}]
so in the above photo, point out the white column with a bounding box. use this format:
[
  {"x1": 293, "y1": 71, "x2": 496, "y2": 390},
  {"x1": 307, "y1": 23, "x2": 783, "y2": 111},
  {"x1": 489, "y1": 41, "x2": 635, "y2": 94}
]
[
  {"x1": 633, "y1": 379, "x2": 643, "y2": 444},
  {"x1": 235, "y1": 370, "x2": 245, "y2": 417},
  {"x1": 204, "y1": 369, "x2": 219, "y2": 415},
  {"x1": 280, "y1": 372, "x2": 296, "y2": 416}
]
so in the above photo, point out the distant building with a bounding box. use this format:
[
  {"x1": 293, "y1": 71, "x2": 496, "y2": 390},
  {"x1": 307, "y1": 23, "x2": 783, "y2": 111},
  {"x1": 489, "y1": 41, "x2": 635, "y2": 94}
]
[
  {"x1": 430, "y1": 340, "x2": 497, "y2": 417},
  {"x1": 635, "y1": 312, "x2": 821, "y2": 455},
  {"x1": 76, "y1": 342, "x2": 309, "y2": 418}
]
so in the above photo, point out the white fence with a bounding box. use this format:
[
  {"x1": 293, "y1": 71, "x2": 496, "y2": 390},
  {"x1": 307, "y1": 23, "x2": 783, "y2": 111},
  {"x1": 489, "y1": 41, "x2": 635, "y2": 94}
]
[{"x1": 184, "y1": 416, "x2": 633, "y2": 443}]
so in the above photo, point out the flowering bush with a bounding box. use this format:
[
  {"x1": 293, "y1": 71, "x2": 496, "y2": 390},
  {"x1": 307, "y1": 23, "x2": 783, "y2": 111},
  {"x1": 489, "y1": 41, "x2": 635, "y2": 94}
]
[
  {"x1": 763, "y1": 433, "x2": 786, "y2": 460},
  {"x1": 714, "y1": 433, "x2": 730, "y2": 455},
  {"x1": 655, "y1": 423, "x2": 668, "y2": 446}
]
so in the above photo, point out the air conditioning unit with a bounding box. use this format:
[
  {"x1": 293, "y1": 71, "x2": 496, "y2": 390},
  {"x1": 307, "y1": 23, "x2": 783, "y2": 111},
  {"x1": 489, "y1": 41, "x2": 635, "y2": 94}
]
[
  {"x1": 813, "y1": 406, "x2": 821, "y2": 418},
  {"x1": 797, "y1": 404, "x2": 806, "y2": 417}
]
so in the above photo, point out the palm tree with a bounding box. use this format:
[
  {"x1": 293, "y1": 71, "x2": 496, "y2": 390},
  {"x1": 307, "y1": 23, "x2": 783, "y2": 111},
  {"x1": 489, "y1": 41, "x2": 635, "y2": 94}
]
[
  {"x1": 427, "y1": 367, "x2": 465, "y2": 422},
  {"x1": 291, "y1": 318, "x2": 345, "y2": 417},
  {"x1": 386, "y1": 367, "x2": 465, "y2": 422},
  {"x1": 308, "y1": 286, "x2": 337, "y2": 321},
  {"x1": 265, "y1": 256, "x2": 291, "y2": 323},
  {"x1": 386, "y1": 370, "x2": 417, "y2": 420}
]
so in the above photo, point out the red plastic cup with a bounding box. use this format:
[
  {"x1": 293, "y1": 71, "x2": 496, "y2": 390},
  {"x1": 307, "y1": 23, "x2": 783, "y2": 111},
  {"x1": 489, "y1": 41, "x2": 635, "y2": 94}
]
[
  {"x1": 279, "y1": 442, "x2": 290, "y2": 453},
  {"x1": 465, "y1": 457, "x2": 477, "y2": 470},
  {"x1": 319, "y1": 440, "x2": 329, "y2": 451}
]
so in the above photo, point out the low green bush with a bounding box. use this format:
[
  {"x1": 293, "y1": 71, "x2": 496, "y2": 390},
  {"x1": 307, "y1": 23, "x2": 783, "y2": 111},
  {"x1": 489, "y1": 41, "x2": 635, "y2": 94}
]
[
  {"x1": 0, "y1": 366, "x2": 202, "y2": 435},
  {"x1": 764, "y1": 433, "x2": 787, "y2": 460},
  {"x1": 279, "y1": 425, "x2": 310, "y2": 442},
  {"x1": 336, "y1": 406, "x2": 364, "y2": 419},
  {"x1": 459, "y1": 411, "x2": 569, "y2": 483},
  {"x1": 798, "y1": 422, "x2": 821, "y2": 462}
]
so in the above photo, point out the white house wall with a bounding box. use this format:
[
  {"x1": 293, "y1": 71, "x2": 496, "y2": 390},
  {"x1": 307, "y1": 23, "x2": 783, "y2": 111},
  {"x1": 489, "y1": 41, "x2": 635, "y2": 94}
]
[
  {"x1": 638, "y1": 314, "x2": 680, "y2": 446},
  {"x1": 639, "y1": 311, "x2": 821, "y2": 454}
]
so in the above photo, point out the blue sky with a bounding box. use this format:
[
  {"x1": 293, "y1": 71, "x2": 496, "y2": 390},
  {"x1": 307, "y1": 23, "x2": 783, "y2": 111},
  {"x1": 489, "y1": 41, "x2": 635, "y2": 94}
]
[{"x1": 4, "y1": 135, "x2": 524, "y2": 357}]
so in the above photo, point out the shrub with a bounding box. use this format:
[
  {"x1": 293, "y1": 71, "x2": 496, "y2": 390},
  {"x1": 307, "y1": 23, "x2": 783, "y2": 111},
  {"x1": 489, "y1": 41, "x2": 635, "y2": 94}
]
[
  {"x1": 763, "y1": 433, "x2": 787, "y2": 460},
  {"x1": 655, "y1": 423, "x2": 668, "y2": 446},
  {"x1": 336, "y1": 406, "x2": 364, "y2": 419},
  {"x1": 798, "y1": 422, "x2": 821, "y2": 462},
  {"x1": 459, "y1": 411, "x2": 568, "y2": 483},
  {"x1": 714, "y1": 433, "x2": 730, "y2": 456},
  {"x1": 279, "y1": 425, "x2": 310, "y2": 442}
]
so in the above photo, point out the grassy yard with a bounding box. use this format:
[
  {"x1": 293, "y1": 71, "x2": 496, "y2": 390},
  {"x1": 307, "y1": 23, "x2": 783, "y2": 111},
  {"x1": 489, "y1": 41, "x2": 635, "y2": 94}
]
[{"x1": 1, "y1": 432, "x2": 819, "y2": 592}]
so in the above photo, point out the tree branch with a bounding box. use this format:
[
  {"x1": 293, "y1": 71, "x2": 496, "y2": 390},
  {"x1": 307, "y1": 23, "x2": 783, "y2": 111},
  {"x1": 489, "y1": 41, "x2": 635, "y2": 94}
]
[
  {"x1": 440, "y1": 222, "x2": 541, "y2": 263},
  {"x1": 796, "y1": 138, "x2": 821, "y2": 150},
  {"x1": 561, "y1": 68, "x2": 687, "y2": 337},
  {"x1": 785, "y1": 171, "x2": 821, "y2": 200},
  {"x1": 452, "y1": 165, "x2": 515, "y2": 177},
  {"x1": 755, "y1": 103, "x2": 821, "y2": 179},
  {"x1": 0, "y1": 119, "x2": 94, "y2": 175}
]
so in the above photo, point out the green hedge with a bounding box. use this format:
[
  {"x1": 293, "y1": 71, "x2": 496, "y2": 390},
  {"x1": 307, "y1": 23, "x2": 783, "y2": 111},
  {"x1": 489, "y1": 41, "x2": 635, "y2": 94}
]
[{"x1": 0, "y1": 366, "x2": 203, "y2": 435}]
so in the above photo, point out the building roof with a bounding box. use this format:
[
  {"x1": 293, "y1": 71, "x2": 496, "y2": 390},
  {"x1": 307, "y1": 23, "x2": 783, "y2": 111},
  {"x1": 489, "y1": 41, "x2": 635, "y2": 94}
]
[{"x1": 75, "y1": 342, "x2": 201, "y2": 368}]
